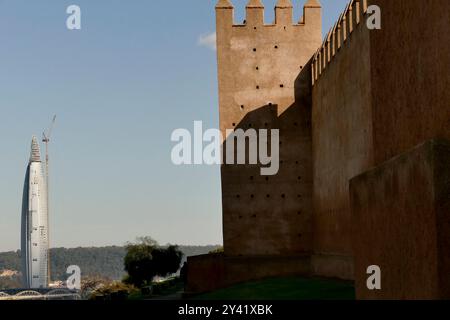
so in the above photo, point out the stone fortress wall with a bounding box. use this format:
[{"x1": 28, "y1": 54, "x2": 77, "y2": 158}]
[{"x1": 187, "y1": 0, "x2": 450, "y2": 299}]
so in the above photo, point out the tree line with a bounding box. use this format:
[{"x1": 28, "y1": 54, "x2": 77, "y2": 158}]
[{"x1": 0, "y1": 243, "x2": 220, "y2": 283}]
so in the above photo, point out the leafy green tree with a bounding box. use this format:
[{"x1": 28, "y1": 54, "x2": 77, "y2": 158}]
[
  {"x1": 153, "y1": 245, "x2": 184, "y2": 277},
  {"x1": 123, "y1": 237, "x2": 183, "y2": 288},
  {"x1": 209, "y1": 247, "x2": 224, "y2": 254}
]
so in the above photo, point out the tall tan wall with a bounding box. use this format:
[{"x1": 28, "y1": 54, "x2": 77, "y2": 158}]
[
  {"x1": 311, "y1": 0, "x2": 373, "y2": 279},
  {"x1": 369, "y1": 0, "x2": 450, "y2": 164},
  {"x1": 188, "y1": 0, "x2": 450, "y2": 295},
  {"x1": 216, "y1": 0, "x2": 322, "y2": 257},
  {"x1": 310, "y1": 0, "x2": 450, "y2": 280}
]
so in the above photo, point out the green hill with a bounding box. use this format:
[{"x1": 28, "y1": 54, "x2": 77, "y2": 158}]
[{"x1": 0, "y1": 245, "x2": 220, "y2": 282}]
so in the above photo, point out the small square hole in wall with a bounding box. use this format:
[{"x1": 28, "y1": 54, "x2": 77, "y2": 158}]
[
  {"x1": 253, "y1": 48, "x2": 257, "y2": 52},
  {"x1": 274, "y1": 45, "x2": 278, "y2": 49},
  {"x1": 256, "y1": 85, "x2": 260, "y2": 89},
  {"x1": 280, "y1": 84, "x2": 284, "y2": 88}
]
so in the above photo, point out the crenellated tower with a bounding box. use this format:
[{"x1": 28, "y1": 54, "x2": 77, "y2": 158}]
[{"x1": 216, "y1": 0, "x2": 322, "y2": 258}]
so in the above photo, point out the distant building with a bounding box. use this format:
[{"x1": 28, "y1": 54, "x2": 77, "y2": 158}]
[
  {"x1": 49, "y1": 281, "x2": 65, "y2": 289},
  {"x1": 21, "y1": 136, "x2": 49, "y2": 289},
  {"x1": 0, "y1": 270, "x2": 19, "y2": 278}
]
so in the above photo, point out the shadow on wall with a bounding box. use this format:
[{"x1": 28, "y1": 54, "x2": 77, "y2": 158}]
[{"x1": 220, "y1": 61, "x2": 315, "y2": 257}]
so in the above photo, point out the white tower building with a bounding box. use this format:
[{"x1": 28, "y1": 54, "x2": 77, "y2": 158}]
[{"x1": 21, "y1": 136, "x2": 49, "y2": 289}]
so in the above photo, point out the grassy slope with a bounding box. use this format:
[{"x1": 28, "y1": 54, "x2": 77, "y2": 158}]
[{"x1": 193, "y1": 277, "x2": 355, "y2": 300}]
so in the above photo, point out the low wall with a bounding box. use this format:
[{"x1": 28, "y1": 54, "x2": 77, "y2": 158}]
[
  {"x1": 184, "y1": 254, "x2": 225, "y2": 294},
  {"x1": 311, "y1": 254, "x2": 354, "y2": 281},
  {"x1": 350, "y1": 139, "x2": 450, "y2": 299},
  {"x1": 186, "y1": 254, "x2": 311, "y2": 294}
]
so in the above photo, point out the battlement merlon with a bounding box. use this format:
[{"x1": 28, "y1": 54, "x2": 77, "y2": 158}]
[
  {"x1": 275, "y1": 0, "x2": 293, "y2": 25},
  {"x1": 216, "y1": 0, "x2": 322, "y2": 28},
  {"x1": 312, "y1": 0, "x2": 368, "y2": 85},
  {"x1": 216, "y1": 0, "x2": 234, "y2": 37},
  {"x1": 246, "y1": 0, "x2": 265, "y2": 26},
  {"x1": 301, "y1": 0, "x2": 322, "y2": 28}
]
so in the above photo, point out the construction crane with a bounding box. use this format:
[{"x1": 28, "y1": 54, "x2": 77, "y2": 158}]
[{"x1": 42, "y1": 115, "x2": 56, "y2": 285}]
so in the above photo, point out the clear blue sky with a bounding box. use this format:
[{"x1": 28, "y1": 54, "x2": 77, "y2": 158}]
[{"x1": 0, "y1": 0, "x2": 349, "y2": 251}]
